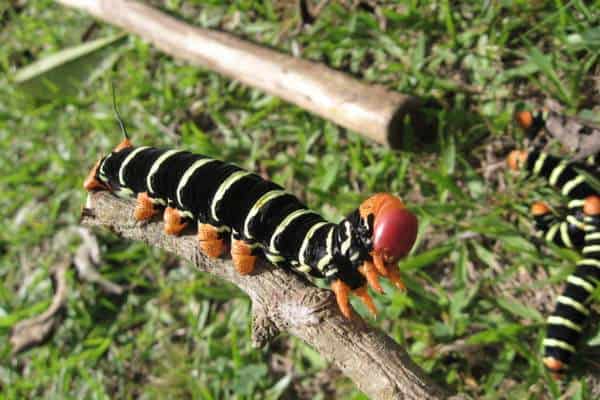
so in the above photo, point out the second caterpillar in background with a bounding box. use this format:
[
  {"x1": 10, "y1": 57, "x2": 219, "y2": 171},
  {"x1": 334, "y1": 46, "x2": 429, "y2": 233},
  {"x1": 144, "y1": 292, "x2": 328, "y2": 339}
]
[
  {"x1": 84, "y1": 138, "x2": 419, "y2": 318},
  {"x1": 508, "y1": 148, "x2": 600, "y2": 376}
]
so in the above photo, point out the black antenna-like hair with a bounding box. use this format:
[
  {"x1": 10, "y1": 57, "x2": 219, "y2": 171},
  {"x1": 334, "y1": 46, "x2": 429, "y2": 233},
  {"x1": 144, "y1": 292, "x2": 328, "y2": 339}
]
[{"x1": 112, "y1": 81, "x2": 129, "y2": 140}]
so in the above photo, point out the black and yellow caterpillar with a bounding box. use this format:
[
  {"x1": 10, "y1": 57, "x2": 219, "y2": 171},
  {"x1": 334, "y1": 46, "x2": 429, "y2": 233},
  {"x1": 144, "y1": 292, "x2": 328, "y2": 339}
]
[
  {"x1": 508, "y1": 149, "x2": 600, "y2": 375},
  {"x1": 85, "y1": 138, "x2": 419, "y2": 318}
]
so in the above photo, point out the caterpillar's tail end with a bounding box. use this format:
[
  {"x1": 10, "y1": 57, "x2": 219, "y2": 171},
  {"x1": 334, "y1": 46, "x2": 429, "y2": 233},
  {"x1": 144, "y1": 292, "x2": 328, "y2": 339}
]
[
  {"x1": 83, "y1": 159, "x2": 108, "y2": 191},
  {"x1": 543, "y1": 357, "x2": 566, "y2": 380},
  {"x1": 114, "y1": 138, "x2": 133, "y2": 152},
  {"x1": 507, "y1": 150, "x2": 528, "y2": 171}
]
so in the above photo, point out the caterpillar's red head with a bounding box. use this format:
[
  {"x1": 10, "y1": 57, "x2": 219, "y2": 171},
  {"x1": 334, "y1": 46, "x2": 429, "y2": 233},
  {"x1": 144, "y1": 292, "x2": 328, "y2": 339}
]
[{"x1": 360, "y1": 193, "x2": 418, "y2": 266}]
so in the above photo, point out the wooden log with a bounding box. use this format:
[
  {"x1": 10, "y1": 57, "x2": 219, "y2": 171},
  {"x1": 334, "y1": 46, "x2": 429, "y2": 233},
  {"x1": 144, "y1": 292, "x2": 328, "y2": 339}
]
[{"x1": 57, "y1": 0, "x2": 426, "y2": 147}]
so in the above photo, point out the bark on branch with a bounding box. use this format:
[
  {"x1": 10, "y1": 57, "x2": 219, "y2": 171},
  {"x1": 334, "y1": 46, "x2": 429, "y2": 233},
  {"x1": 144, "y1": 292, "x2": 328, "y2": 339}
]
[
  {"x1": 56, "y1": 0, "x2": 426, "y2": 148},
  {"x1": 81, "y1": 191, "x2": 450, "y2": 400}
]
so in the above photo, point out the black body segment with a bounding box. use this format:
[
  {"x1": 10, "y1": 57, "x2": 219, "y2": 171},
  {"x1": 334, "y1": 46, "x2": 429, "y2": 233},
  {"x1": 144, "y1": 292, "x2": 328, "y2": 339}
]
[
  {"x1": 121, "y1": 147, "x2": 166, "y2": 194},
  {"x1": 525, "y1": 150, "x2": 597, "y2": 200},
  {"x1": 533, "y1": 204, "x2": 586, "y2": 250},
  {"x1": 95, "y1": 146, "x2": 373, "y2": 289},
  {"x1": 151, "y1": 151, "x2": 204, "y2": 206}
]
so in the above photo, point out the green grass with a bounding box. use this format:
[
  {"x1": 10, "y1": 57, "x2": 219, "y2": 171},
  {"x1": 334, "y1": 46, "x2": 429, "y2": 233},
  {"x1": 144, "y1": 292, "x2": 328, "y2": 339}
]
[{"x1": 1, "y1": 0, "x2": 599, "y2": 398}]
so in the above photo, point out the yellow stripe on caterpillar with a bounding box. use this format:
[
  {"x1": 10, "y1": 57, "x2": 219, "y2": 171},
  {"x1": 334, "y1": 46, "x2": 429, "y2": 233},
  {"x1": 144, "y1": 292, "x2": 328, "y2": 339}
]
[
  {"x1": 533, "y1": 152, "x2": 547, "y2": 175},
  {"x1": 211, "y1": 171, "x2": 252, "y2": 222},
  {"x1": 561, "y1": 175, "x2": 585, "y2": 197},
  {"x1": 542, "y1": 338, "x2": 575, "y2": 353},
  {"x1": 547, "y1": 316, "x2": 582, "y2": 332},
  {"x1": 567, "y1": 275, "x2": 595, "y2": 293},
  {"x1": 556, "y1": 295, "x2": 589, "y2": 315}
]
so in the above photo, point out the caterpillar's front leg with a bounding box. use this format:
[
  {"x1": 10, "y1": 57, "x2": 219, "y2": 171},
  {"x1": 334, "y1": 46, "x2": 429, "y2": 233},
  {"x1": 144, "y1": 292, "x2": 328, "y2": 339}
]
[
  {"x1": 330, "y1": 279, "x2": 378, "y2": 319},
  {"x1": 369, "y1": 254, "x2": 406, "y2": 291}
]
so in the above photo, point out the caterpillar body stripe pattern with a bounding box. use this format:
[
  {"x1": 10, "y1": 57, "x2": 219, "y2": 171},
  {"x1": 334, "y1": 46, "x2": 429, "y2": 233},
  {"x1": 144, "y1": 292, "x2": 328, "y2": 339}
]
[
  {"x1": 508, "y1": 149, "x2": 600, "y2": 375},
  {"x1": 510, "y1": 149, "x2": 598, "y2": 250},
  {"x1": 531, "y1": 201, "x2": 586, "y2": 250},
  {"x1": 511, "y1": 149, "x2": 597, "y2": 199},
  {"x1": 543, "y1": 199, "x2": 600, "y2": 374},
  {"x1": 85, "y1": 139, "x2": 419, "y2": 318}
]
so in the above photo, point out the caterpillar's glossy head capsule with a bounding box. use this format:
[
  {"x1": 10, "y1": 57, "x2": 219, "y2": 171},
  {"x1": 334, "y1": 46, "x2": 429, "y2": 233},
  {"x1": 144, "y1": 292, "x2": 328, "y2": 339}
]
[
  {"x1": 360, "y1": 193, "x2": 418, "y2": 265},
  {"x1": 373, "y1": 203, "x2": 418, "y2": 264}
]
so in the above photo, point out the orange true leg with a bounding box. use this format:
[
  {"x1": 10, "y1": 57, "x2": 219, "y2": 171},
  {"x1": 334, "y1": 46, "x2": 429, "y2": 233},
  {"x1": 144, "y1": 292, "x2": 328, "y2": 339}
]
[
  {"x1": 163, "y1": 207, "x2": 188, "y2": 235},
  {"x1": 385, "y1": 265, "x2": 406, "y2": 291},
  {"x1": 134, "y1": 192, "x2": 158, "y2": 221},
  {"x1": 371, "y1": 252, "x2": 388, "y2": 277},
  {"x1": 331, "y1": 279, "x2": 353, "y2": 319},
  {"x1": 353, "y1": 286, "x2": 377, "y2": 316},
  {"x1": 231, "y1": 239, "x2": 257, "y2": 275},
  {"x1": 197, "y1": 223, "x2": 226, "y2": 258},
  {"x1": 358, "y1": 261, "x2": 383, "y2": 294}
]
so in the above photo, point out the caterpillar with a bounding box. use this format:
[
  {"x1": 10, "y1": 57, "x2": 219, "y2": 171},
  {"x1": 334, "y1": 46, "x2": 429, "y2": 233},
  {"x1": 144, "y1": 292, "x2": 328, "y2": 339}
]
[
  {"x1": 507, "y1": 149, "x2": 600, "y2": 375},
  {"x1": 543, "y1": 196, "x2": 600, "y2": 375},
  {"x1": 84, "y1": 138, "x2": 419, "y2": 318}
]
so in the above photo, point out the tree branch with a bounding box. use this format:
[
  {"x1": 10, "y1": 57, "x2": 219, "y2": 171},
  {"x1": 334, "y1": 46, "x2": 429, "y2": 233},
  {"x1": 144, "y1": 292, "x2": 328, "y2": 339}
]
[
  {"x1": 81, "y1": 191, "x2": 451, "y2": 400},
  {"x1": 56, "y1": 0, "x2": 428, "y2": 148}
]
